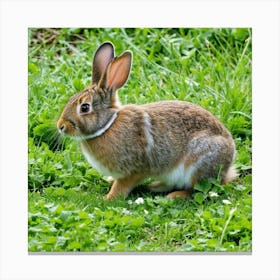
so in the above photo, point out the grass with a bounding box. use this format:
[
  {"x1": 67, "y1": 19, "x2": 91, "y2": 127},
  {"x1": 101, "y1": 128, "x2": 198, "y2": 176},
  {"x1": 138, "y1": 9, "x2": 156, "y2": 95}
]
[{"x1": 28, "y1": 28, "x2": 252, "y2": 252}]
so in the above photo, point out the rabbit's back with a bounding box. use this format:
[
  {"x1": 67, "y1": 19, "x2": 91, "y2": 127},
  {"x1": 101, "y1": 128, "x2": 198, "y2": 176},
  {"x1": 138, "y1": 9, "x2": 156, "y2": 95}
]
[{"x1": 143, "y1": 100, "x2": 229, "y2": 139}]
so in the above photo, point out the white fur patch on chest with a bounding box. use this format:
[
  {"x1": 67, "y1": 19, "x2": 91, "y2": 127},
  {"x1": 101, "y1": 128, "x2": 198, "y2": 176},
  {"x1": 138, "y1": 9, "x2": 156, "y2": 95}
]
[
  {"x1": 157, "y1": 162, "x2": 197, "y2": 189},
  {"x1": 81, "y1": 146, "x2": 123, "y2": 179}
]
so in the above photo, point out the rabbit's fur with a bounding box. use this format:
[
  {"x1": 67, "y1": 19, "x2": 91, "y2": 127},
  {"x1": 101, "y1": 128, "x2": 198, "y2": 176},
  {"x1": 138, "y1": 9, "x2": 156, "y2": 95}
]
[{"x1": 57, "y1": 42, "x2": 237, "y2": 199}]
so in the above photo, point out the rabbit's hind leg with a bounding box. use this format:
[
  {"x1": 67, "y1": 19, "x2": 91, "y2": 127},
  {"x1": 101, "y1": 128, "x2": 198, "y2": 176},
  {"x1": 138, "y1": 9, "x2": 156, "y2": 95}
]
[
  {"x1": 166, "y1": 190, "x2": 191, "y2": 199},
  {"x1": 187, "y1": 135, "x2": 236, "y2": 186}
]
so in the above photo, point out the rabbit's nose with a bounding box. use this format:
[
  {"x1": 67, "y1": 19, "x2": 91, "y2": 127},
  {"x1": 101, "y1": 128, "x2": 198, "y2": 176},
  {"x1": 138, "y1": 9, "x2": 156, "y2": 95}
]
[
  {"x1": 59, "y1": 124, "x2": 66, "y2": 133},
  {"x1": 57, "y1": 120, "x2": 66, "y2": 134}
]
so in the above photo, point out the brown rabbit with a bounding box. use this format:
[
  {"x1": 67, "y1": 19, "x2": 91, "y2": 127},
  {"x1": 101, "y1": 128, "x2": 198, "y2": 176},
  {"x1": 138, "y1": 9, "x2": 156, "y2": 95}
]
[{"x1": 57, "y1": 42, "x2": 237, "y2": 200}]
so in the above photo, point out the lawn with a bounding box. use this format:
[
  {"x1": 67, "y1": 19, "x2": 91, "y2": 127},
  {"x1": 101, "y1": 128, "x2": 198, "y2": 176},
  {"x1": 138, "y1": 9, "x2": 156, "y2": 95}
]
[{"x1": 28, "y1": 28, "x2": 252, "y2": 252}]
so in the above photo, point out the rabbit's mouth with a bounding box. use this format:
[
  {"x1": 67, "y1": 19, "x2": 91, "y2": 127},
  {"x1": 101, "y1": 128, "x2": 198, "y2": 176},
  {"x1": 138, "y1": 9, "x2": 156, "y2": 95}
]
[{"x1": 57, "y1": 118, "x2": 78, "y2": 137}]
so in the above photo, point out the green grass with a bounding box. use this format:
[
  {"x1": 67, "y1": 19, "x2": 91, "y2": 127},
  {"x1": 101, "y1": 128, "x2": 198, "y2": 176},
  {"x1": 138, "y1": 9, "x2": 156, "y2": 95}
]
[{"x1": 28, "y1": 28, "x2": 252, "y2": 252}]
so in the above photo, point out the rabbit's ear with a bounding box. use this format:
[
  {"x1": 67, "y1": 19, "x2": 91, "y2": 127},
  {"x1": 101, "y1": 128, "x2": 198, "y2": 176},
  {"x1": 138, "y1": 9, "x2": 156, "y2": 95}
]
[
  {"x1": 104, "y1": 51, "x2": 132, "y2": 91},
  {"x1": 92, "y1": 42, "x2": 115, "y2": 84}
]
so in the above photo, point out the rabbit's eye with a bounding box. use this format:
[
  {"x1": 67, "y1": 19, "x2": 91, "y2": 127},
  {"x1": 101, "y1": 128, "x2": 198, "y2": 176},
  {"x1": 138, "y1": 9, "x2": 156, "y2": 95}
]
[{"x1": 80, "y1": 103, "x2": 90, "y2": 113}]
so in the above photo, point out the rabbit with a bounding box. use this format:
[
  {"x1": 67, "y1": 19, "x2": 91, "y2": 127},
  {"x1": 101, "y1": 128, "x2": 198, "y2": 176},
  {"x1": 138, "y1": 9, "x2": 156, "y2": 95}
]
[{"x1": 57, "y1": 42, "x2": 237, "y2": 200}]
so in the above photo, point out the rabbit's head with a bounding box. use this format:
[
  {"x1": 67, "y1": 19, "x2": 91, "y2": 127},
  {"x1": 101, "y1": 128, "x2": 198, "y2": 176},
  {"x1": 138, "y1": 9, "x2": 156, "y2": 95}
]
[{"x1": 57, "y1": 42, "x2": 132, "y2": 139}]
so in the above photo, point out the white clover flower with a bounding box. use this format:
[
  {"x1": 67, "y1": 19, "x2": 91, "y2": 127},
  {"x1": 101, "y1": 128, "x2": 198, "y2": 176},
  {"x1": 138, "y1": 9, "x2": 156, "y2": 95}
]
[
  {"x1": 222, "y1": 199, "x2": 232, "y2": 205},
  {"x1": 135, "y1": 197, "x2": 144, "y2": 205},
  {"x1": 209, "y1": 191, "x2": 219, "y2": 197},
  {"x1": 122, "y1": 208, "x2": 131, "y2": 215},
  {"x1": 144, "y1": 209, "x2": 149, "y2": 215}
]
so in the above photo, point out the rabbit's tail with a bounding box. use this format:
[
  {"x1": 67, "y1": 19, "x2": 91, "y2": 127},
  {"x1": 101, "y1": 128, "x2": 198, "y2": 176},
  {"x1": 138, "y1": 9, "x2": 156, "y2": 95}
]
[{"x1": 222, "y1": 165, "x2": 238, "y2": 184}]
